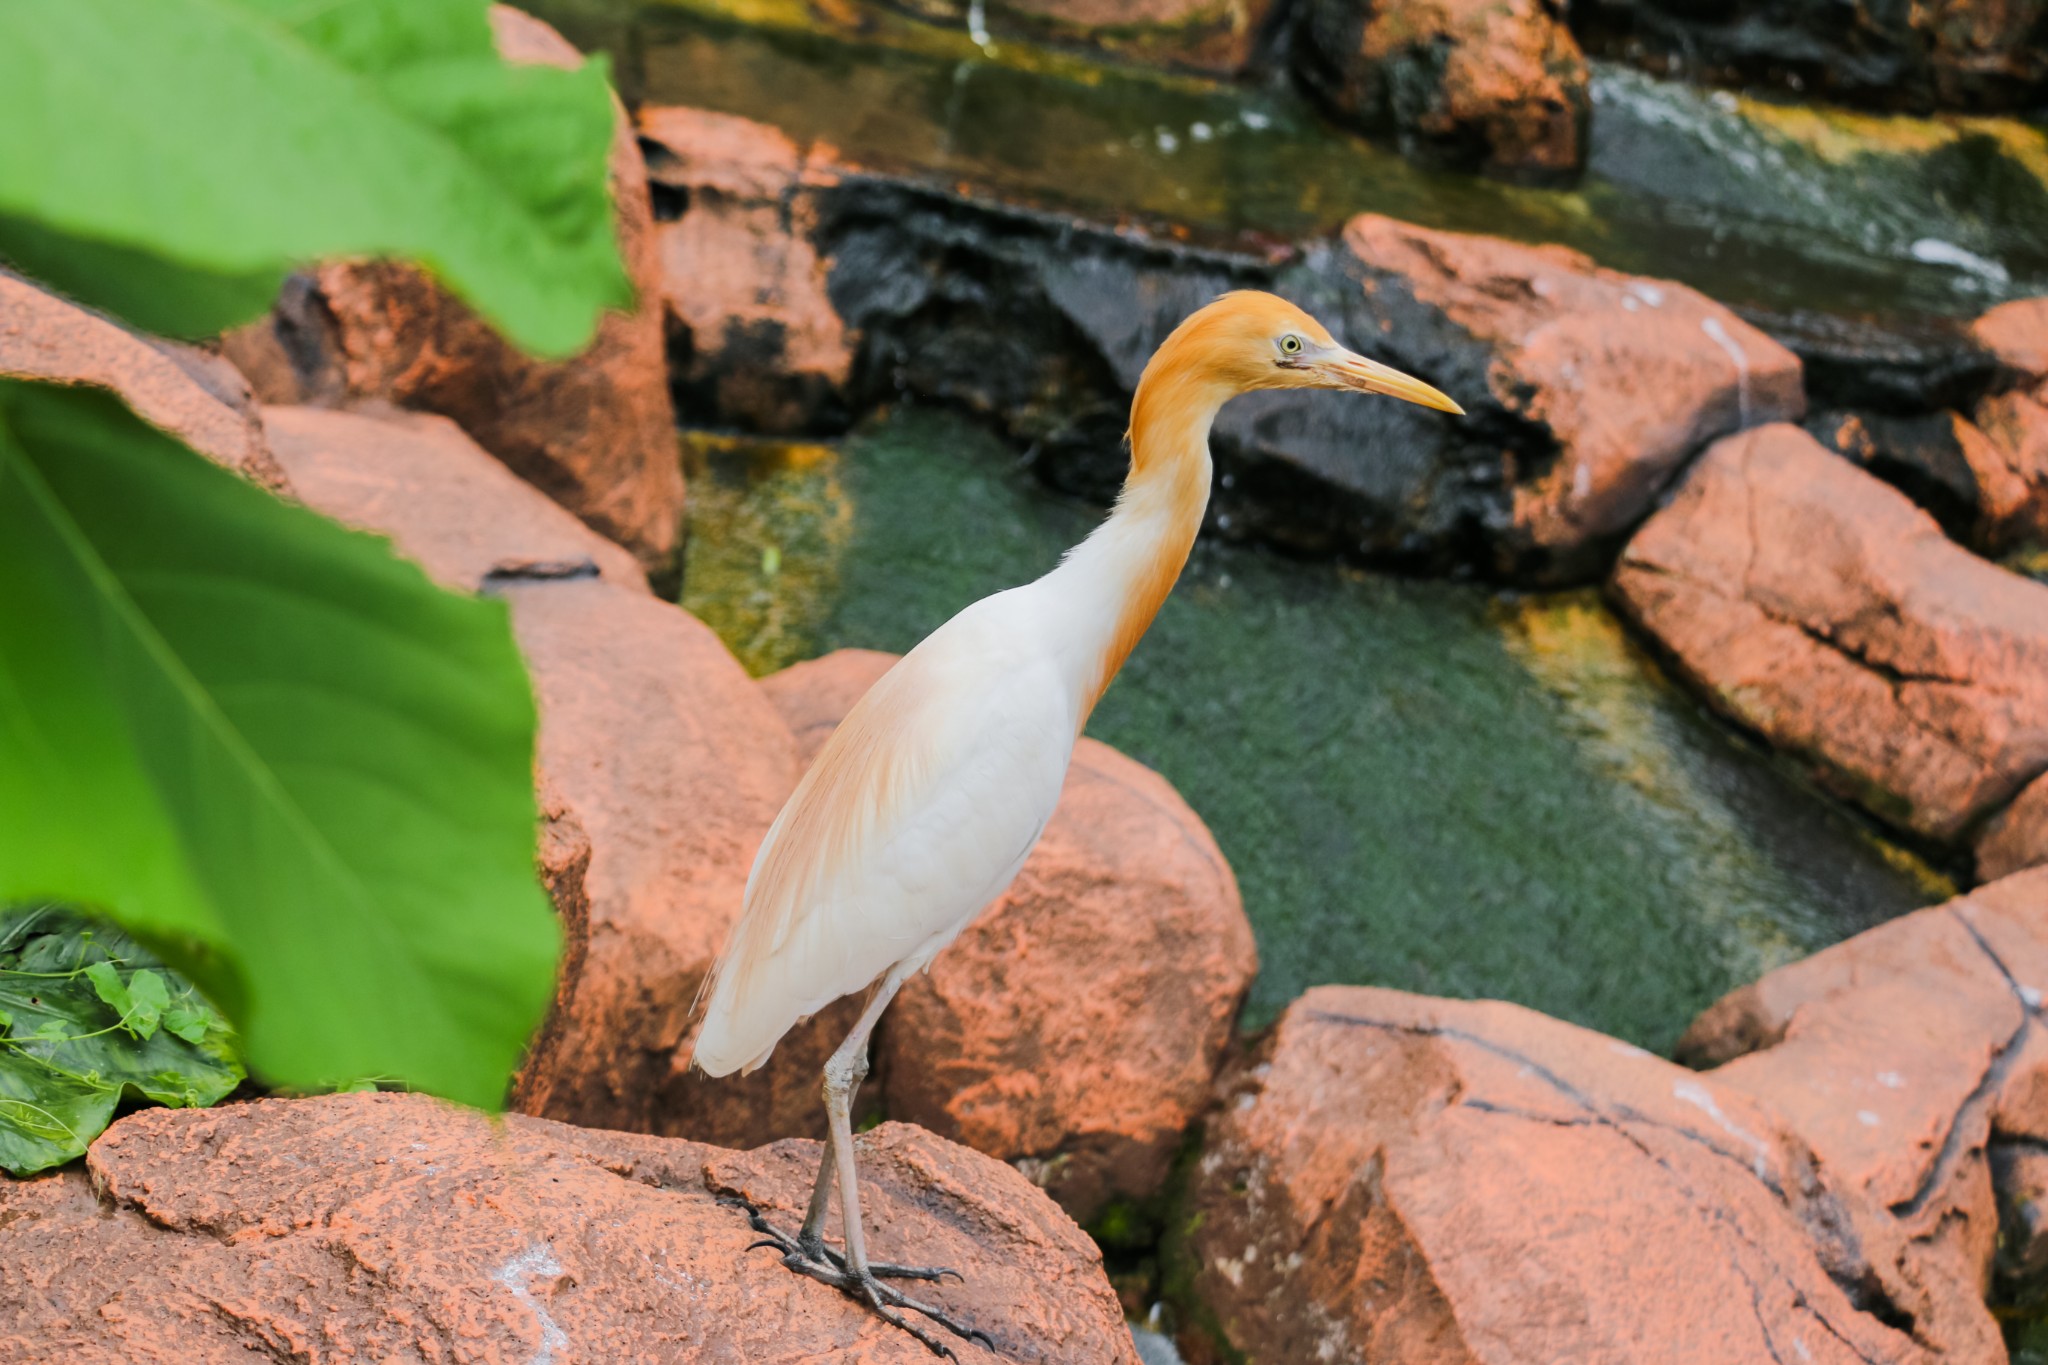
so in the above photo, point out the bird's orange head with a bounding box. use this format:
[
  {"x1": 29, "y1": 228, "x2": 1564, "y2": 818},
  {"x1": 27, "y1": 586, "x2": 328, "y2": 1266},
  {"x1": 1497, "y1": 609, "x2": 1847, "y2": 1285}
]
[{"x1": 1136, "y1": 290, "x2": 1464, "y2": 415}]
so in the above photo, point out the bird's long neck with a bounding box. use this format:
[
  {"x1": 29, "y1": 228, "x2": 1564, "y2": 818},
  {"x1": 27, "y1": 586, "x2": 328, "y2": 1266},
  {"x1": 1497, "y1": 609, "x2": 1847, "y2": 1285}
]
[{"x1": 1046, "y1": 359, "x2": 1222, "y2": 724}]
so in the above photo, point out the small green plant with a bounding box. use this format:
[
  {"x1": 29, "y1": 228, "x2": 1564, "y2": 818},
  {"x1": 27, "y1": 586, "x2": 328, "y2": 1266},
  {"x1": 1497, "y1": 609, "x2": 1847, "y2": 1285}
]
[
  {"x1": 0, "y1": 907, "x2": 242, "y2": 1175},
  {"x1": 0, "y1": 0, "x2": 631, "y2": 1132}
]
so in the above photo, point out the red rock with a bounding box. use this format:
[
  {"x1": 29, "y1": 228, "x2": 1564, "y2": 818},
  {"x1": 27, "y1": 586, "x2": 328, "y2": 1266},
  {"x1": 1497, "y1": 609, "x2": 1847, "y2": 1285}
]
[
  {"x1": 260, "y1": 403, "x2": 647, "y2": 594},
  {"x1": 2, "y1": 266, "x2": 289, "y2": 492},
  {"x1": 0, "y1": 1092, "x2": 1138, "y2": 1364},
  {"x1": 638, "y1": 106, "x2": 852, "y2": 435},
  {"x1": 220, "y1": 9, "x2": 683, "y2": 582},
  {"x1": 1975, "y1": 297, "x2": 2048, "y2": 382},
  {"x1": 1183, "y1": 984, "x2": 1998, "y2": 1364},
  {"x1": 760, "y1": 650, "x2": 1256, "y2": 1222},
  {"x1": 1295, "y1": 0, "x2": 1591, "y2": 180},
  {"x1": 1345, "y1": 215, "x2": 1803, "y2": 571},
  {"x1": 499, "y1": 576, "x2": 861, "y2": 1147},
  {"x1": 1612, "y1": 422, "x2": 2048, "y2": 842},
  {"x1": 1967, "y1": 383, "x2": 2048, "y2": 550},
  {"x1": 1678, "y1": 868, "x2": 2048, "y2": 1311},
  {"x1": 1979, "y1": 773, "x2": 2048, "y2": 881}
]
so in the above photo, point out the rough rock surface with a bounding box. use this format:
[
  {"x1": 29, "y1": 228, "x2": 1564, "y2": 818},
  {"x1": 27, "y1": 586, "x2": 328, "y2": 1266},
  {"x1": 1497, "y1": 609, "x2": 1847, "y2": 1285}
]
[
  {"x1": 1979, "y1": 773, "x2": 2048, "y2": 881},
  {"x1": 1678, "y1": 867, "x2": 2048, "y2": 1309},
  {"x1": 1612, "y1": 422, "x2": 2048, "y2": 842},
  {"x1": 1293, "y1": 0, "x2": 1591, "y2": 180},
  {"x1": 760, "y1": 650, "x2": 1256, "y2": 1222},
  {"x1": 1969, "y1": 383, "x2": 2048, "y2": 550},
  {"x1": 2, "y1": 267, "x2": 289, "y2": 492},
  {"x1": 502, "y1": 576, "x2": 854, "y2": 1148},
  {"x1": 0, "y1": 1092, "x2": 1139, "y2": 1364},
  {"x1": 1577, "y1": 0, "x2": 2048, "y2": 114},
  {"x1": 639, "y1": 106, "x2": 852, "y2": 434},
  {"x1": 884, "y1": 0, "x2": 1277, "y2": 73},
  {"x1": 1182, "y1": 984, "x2": 2000, "y2": 1364},
  {"x1": 221, "y1": 8, "x2": 683, "y2": 582},
  {"x1": 261, "y1": 403, "x2": 647, "y2": 594}
]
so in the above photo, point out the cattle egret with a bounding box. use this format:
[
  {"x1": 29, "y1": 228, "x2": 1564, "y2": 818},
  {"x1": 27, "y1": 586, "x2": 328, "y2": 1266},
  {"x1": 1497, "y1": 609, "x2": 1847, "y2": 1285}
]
[{"x1": 693, "y1": 290, "x2": 1462, "y2": 1353}]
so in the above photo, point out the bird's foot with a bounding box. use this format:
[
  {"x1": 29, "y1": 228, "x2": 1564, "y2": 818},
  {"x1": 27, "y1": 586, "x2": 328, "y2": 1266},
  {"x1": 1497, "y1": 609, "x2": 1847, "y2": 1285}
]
[
  {"x1": 742, "y1": 1208, "x2": 964, "y2": 1283},
  {"x1": 735, "y1": 1204, "x2": 991, "y2": 1357}
]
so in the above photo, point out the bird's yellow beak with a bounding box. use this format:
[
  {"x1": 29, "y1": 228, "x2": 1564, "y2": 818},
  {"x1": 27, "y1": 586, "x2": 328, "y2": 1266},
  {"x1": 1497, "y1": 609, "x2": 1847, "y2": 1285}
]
[{"x1": 1323, "y1": 351, "x2": 1465, "y2": 415}]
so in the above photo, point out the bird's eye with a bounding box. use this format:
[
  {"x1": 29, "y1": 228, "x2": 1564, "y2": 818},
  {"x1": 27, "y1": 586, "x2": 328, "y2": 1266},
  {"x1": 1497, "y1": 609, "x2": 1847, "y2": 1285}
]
[{"x1": 1279, "y1": 334, "x2": 1303, "y2": 355}]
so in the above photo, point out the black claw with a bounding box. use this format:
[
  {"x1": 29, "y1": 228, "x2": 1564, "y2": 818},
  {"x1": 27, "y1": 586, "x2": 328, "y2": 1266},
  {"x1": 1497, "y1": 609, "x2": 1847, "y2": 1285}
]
[{"x1": 722, "y1": 1196, "x2": 991, "y2": 1357}]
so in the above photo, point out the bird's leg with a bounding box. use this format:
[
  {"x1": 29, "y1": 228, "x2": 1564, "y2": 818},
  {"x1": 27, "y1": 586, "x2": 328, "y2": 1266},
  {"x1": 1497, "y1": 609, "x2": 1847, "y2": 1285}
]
[{"x1": 746, "y1": 965, "x2": 993, "y2": 1357}]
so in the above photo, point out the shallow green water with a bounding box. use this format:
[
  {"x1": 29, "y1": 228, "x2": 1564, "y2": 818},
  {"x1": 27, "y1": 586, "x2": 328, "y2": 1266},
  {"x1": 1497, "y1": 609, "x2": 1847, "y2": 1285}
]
[{"x1": 683, "y1": 411, "x2": 1947, "y2": 1051}]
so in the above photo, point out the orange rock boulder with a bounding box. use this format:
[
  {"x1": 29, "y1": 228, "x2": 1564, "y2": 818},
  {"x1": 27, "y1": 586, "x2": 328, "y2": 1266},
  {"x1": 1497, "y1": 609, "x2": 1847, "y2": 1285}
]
[
  {"x1": 1975, "y1": 297, "x2": 2048, "y2": 385},
  {"x1": 1293, "y1": 0, "x2": 1591, "y2": 180},
  {"x1": 638, "y1": 106, "x2": 853, "y2": 435},
  {"x1": 1182, "y1": 984, "x2": 2002, "y2": 1364},
  {"x1": 1340, "y1": 214, "x2": 1803, "y2": 576},
  {"x1": 222, "y1": 8, "x2": 683, "y2": 583},
  {"x1": 760, "y1": 649, "x2": 1257, "y2": 1223},
  {"x1": 1612, "y1": 422, "x2": 2048, "y2": 843},
  {"x1": 2, "y1": 266, "x2": 289, "y2": 492},
  {"x1": 1679, "y1": 867, "x2": 2048, "y2": 1311},
  {"x1": 0, "y1": 1092, "x2": 1140, "y2": 1364}
]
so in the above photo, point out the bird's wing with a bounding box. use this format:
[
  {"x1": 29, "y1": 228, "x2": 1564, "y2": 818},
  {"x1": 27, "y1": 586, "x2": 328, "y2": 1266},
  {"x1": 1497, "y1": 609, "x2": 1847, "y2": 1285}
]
[{"x1": 693, "y1": 608, "x2": 1075, "y2": 1075}]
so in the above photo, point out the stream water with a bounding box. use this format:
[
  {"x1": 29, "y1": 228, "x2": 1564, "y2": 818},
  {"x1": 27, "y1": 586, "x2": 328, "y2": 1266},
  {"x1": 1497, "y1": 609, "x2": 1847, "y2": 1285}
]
[
  {"x1": 682, "y1": 413, "x2": 1947, "y2": 1052},
  {"x1": 536, "y1": 0, "x2": 2048, "y2": 322}
]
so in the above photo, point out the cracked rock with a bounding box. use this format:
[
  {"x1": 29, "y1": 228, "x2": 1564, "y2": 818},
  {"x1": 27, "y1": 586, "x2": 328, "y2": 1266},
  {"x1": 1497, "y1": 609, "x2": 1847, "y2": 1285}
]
[
  {"x1": 1181, "y1": 984, "x2": 1999, "y2": 1363},
  {"x1": 1611, "y1": 422, "x2": 2048, "y2": 843},
  {"x1": 1679, "y1": 867, "x2": 2048, "y2": 1315},
  {"x1": 0, "y1": 1091, "x2": 1138, "y2": 1364},
  {"x1": 759, "y1": 649, "x2": 1256, "y2": 1224}
]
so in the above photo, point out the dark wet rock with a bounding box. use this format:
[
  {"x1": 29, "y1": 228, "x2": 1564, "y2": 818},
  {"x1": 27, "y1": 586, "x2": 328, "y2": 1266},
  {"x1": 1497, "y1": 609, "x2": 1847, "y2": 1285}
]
[
  {"x1": 1678, "y1": 867, "x2": 2048, "y2": 1316},
  {"x1": 1576, "y1": 0, "x2": 2048, "y2": 114},
  {"x1": 221, "y1": 8, "x2": 684, "y2": 585},
  {"x1": 1291, "y1": 0, "x2": 1591, "y2": 181},
  {"x1": 1747, "y1": 308, "x2": 2000, "y2": 416},
  {"x1": 2, "y1": 266, "x2": 291, "y2": 493},
  {"x1": 882, "y1": 0, "x2": 1279, "y2": 73},
  {"x1": 0, "y1": 1091, "x2": 1140, "y2": 1364},
  {"x1": 1181, "y1": 983, "x2": 2001, "y2": 1364},
  {"x1": 1613, "y1": 422, "x2": 2048, "y2": 844}
]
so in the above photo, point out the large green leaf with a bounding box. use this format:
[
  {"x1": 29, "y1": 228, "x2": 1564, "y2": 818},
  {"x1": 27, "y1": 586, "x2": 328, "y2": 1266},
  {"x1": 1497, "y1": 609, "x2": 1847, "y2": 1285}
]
[
  {"x1": 0, "y1": 906, "x2": 243, "y2": 1176},
  {"x1": 0, "y1": 0, "x2": 629, "y2": 354},
  {"x1": 0, "y1": 382, "x2": 560, "y2": 1108}
]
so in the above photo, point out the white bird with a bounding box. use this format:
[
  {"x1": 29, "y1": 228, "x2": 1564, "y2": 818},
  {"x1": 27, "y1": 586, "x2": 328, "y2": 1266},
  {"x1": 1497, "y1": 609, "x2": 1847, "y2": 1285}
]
[{"x1": 692, "y1": 290, "x2": 1462, "y2": 1354}]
